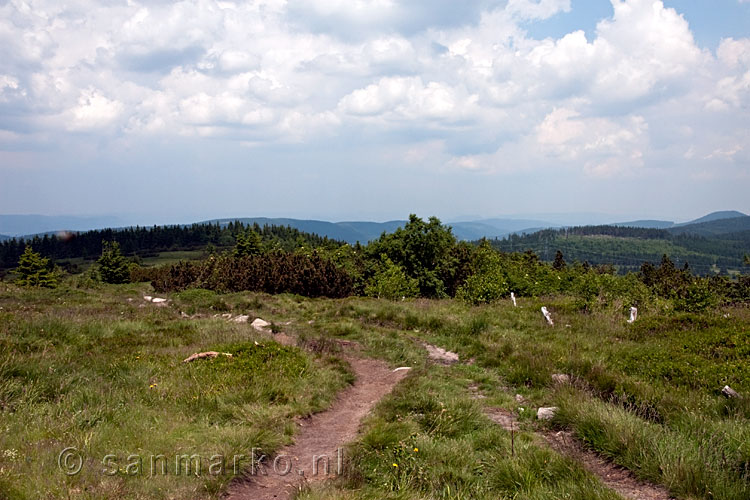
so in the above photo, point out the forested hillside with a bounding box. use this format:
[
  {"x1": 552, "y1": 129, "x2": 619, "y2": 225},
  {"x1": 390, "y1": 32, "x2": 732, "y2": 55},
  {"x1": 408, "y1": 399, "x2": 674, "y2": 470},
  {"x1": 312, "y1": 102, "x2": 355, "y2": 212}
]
[
  {"x1": 490, "y1": 224, "x2": 750, "y2": 275},
  {"x1": 0, "y1": 221, "x2": 342, "y2": 269}
]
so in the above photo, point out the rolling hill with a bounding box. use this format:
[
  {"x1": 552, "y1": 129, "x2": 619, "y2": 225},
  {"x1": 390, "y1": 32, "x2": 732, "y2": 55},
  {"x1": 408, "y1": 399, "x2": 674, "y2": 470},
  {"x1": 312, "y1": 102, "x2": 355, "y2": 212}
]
[
  {"x1": 667, "y1": 216, "x2": 750, "y2": 236},
  {"x1": 491, "y1": 221, "x2": 750, "y2": 275}
]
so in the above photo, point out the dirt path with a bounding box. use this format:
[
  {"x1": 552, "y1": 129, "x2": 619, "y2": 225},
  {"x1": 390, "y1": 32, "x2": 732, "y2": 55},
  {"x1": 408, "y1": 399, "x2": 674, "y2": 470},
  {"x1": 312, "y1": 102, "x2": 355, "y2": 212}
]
[
  {"x1": 480, "y1": 404, "x2": 673, "y2": 500},
  {"x1": 226, "y1": 352, "x2": 407, "y2": 500}
]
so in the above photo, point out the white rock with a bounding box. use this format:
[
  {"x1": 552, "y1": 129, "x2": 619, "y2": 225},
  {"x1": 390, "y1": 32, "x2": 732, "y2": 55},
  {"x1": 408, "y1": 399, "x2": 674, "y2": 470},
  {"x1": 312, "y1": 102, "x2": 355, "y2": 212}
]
[
  {"x1": 143, "y1": 296, "x2": 152, "y2": 302},
  {"x1": 393, "y1": 367, "x2": 412, "y2": 372},
  {"x1": 515, "y1": 394, "x2": 526, "y2": 403},
  {"x1": 231, "y1": 315, "x2": 250, "y2": 323},
  {"x1": 537, "y1": 407, "x2": 559, "y2": 420},
  {"x1": 551, "y1": 374, "x2": 570, "y2": 385},
  {"x1": 722, "y1": 385, "x2": 740, "y2": 399},
  {"x1": 151, "y1": 297, "x2": 167, "y2": 303},
  {"x1": 251, "y1": 318, "x2": 271, "y2": 331},
  {"x1": 425, "y1": 344, "x2": 459, "y2": 364}
]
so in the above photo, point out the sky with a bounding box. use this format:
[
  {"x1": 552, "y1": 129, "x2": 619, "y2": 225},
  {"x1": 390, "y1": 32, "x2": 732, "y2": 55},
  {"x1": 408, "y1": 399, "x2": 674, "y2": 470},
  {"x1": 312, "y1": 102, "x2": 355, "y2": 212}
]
[{"x1": 0, "y1": 0, "x2": 749, "y2": 225}]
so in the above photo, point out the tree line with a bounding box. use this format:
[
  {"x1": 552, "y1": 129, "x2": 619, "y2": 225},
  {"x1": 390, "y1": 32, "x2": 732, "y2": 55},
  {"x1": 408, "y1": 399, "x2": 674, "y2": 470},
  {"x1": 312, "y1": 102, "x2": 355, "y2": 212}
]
[
  {"x1": 0, "y1": 221, "x2": 340, "y2": 269},
  {"x1": 8, "y1": 215, "x2": 750, "y2": 313}
]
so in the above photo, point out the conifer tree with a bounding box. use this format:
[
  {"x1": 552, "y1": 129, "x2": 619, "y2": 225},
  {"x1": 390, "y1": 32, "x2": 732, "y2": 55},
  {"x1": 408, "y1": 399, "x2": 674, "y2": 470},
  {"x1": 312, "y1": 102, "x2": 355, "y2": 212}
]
[
  {"x1": 234, "y1": 230, "x2": 262, "y2": 257},
  {"x1": 98, "y1": 241, "x2": 130, "y2": 284},
  {"x1": 16, "y1": 246, "x2": 57, "y2": 287},
  {"x1": 552, "y1": 250, "x2": 567, "y2": 271}
]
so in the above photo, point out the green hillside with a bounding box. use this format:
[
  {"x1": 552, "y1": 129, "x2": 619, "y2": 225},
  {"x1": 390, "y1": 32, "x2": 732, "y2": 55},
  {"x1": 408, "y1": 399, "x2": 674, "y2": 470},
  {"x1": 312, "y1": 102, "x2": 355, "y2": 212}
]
[{"x1": 491, "y1": 224, "x2": 750, "y2": 275}]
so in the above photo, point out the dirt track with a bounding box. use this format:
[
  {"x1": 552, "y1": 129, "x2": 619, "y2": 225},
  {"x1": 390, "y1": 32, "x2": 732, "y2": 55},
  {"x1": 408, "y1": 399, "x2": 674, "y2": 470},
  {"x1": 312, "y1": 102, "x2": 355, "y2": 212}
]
[{"x1": 225, "y1": 355, "x2": 407, "y2": 500}]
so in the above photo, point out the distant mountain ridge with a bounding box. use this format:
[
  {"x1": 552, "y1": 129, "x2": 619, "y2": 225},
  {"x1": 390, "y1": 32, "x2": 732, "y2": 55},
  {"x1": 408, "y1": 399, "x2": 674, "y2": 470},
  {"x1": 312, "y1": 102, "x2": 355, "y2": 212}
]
[
  {"x1": 2, "y1": 210, "x2": 747, "y2": 244},
  {"x1": 676, "y1": 210, "x2": 747, "y2": 226},
  {"x1": 202, "y1": 217, "x2": 560, "y2": 243}
]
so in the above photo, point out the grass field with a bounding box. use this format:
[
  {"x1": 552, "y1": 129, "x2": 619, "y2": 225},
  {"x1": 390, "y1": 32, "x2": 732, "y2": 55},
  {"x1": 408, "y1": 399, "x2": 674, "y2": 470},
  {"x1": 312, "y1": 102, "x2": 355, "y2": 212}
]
[
  {"x1": 0, "y1": 283, "x2": 352, "y2": 499},
  {"x1": 1, "y1": 281, "x2": 748, "y2": 499}
]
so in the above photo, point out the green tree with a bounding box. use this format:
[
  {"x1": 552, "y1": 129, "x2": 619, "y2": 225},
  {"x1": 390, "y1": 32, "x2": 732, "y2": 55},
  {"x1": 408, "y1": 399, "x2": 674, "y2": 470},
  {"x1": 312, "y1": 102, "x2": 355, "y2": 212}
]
[
  {"x1": 234, "y1": 230, "x2": 263, "y2": 257},
  {"x1": 98, "y1": 241, "x2": 130, "y2": 284},
  {"x1": 366, "y1": 214, "x2": 457, "y2": 298},
  {"x1": 552, "y1": 250, "x2": 567, "y2": 271},
  {"x1": 16, "y1": 246, "x2": 57, "y2": 287}
]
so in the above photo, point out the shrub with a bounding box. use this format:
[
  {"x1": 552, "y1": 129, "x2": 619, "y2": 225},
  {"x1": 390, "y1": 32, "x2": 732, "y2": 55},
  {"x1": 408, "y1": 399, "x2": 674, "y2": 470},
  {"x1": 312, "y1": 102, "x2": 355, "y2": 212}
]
[
  {"x1": 365, "y1": 256, "x2": 419, "y2": 300},
  {"x1": 151, "y1": 252, "x2": 353, "y2": 298},
  {"x1": 674, "y1": 279, "x2": 719, "y2": 312},
  {"x1": 457, "y1": 243, "x2": 508, "y2": 305}
]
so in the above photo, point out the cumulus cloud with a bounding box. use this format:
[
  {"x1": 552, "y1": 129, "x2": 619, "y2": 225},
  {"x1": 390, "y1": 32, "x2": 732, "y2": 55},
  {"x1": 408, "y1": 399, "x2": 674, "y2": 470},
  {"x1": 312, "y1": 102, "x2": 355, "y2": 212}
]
[{"x1": 0, "y1": 0, "x2": 746, "y2": 191}]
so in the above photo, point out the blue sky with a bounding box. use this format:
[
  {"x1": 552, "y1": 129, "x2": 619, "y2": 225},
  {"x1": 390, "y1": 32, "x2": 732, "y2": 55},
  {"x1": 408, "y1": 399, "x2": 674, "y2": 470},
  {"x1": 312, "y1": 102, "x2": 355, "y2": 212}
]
[{"x1": 0, "y1": 0, "x2": 748, "y2": 225}]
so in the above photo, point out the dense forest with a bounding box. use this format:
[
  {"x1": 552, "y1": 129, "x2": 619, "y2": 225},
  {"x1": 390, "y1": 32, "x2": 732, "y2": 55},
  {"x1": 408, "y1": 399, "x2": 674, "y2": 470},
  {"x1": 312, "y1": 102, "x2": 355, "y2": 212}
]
[
  {"x1": 491, "y1": 225, "x2": 750, "y2": 275},
  {"x1": 0, "y1": 221, "x2": 341, "y2": 269}
]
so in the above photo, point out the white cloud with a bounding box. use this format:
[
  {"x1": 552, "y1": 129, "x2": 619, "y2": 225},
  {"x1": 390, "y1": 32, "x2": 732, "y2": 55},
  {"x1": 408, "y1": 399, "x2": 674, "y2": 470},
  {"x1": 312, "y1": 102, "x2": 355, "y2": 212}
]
[
  {"x1": 68, "y1": 89, "x2": 123, "y2": 130},
  {"x1": 506, "y1": 0, "x2": 571, "y2": 20},
  {"x1": 0, "y1": 0, "x2": 746, "y2": 188}
]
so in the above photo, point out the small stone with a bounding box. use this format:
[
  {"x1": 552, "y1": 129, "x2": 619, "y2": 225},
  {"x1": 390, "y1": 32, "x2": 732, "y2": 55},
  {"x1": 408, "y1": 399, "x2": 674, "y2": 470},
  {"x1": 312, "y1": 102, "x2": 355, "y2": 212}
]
[
  {"x1": 515, "y1": 394, "x2": 525, "y2": 403},
  {"x1": 551, "y1": 374, "x2": 570, "y2": 385},
  {"x1": 537, "y1": 407, "x2": 559, "y2": 420},
  {"x1": 231, "y1": 315, "x2": 250, "y2": 323},
  {"x1": 722, "y1": 385, "x2": 740, "y2": 399},
  {"x1": 393, "y1": 367, "x2": 411, "y2": 372}
]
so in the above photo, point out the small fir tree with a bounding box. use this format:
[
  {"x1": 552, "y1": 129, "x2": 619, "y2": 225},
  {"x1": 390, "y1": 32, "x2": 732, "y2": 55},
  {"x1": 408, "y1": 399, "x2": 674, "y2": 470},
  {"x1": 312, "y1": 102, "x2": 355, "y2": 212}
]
[
  {"x1": 98, "y1": 241, "x2": 130, "y2": 284},
  {"x1": 234, "y1": 230, "x2": 262, "y2": 257},
  {"x1": 552, "y1": 250, "x2": 567, "y2": 271},
  {"x1": 16, "y1": 246, "x2": 57, "y2": 287}
]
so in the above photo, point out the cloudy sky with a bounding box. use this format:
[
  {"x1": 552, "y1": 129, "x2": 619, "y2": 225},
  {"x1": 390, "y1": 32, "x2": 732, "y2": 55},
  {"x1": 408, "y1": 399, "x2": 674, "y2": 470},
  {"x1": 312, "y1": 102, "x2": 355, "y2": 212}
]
[{"x1": 0, "y1": 0, "x2": 748, "y2": 224}]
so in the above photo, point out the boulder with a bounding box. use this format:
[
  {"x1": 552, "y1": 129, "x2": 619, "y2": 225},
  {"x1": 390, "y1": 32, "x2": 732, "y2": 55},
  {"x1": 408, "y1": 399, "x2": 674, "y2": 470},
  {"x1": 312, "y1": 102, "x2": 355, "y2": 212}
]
[
  {"x1": 251, "y1": 318, "x2": 271, "y2": 331},
  {"x1": 537, "y1": 407, "x2": 559, "y2": 420}
]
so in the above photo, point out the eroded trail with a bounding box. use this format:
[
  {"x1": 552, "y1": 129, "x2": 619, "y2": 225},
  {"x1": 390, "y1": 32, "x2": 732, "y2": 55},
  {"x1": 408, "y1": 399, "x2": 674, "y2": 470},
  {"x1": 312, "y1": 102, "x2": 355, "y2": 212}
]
[
  {"x1": 481, "y1": 406, "x2": 673, "y2": 500},
  {"x1": 226, "y1": 354, "x2": 407, "y2": 500}
]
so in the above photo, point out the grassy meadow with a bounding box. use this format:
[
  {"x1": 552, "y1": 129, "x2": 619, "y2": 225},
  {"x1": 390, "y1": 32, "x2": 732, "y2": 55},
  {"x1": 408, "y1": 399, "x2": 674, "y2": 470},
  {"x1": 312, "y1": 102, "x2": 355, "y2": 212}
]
[{"x1": 1, "y1": 280, "x2": 748, "y2": 499}]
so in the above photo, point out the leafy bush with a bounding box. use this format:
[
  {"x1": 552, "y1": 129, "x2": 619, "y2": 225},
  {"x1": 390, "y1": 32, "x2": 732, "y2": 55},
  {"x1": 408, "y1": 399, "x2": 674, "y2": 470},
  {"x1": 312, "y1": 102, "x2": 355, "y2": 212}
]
[
  {"x1": 365, "y1": 256, "x2": 419, "y2": 300},
  {"x1": 674, "y1": 279, "x2": 719, "y2": 312},
  {"x1": 457, "y1": 243, "x2": 508, "y2": 304}
]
